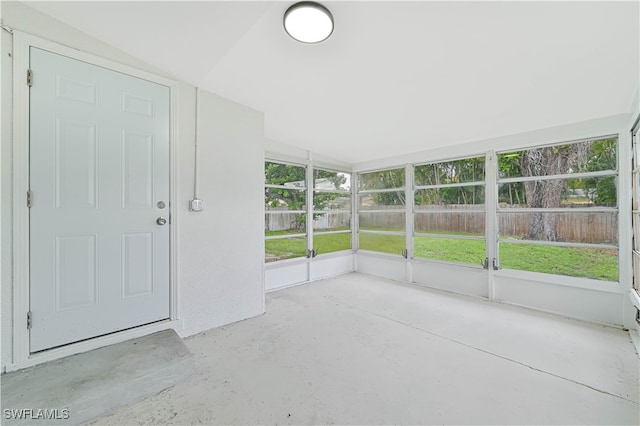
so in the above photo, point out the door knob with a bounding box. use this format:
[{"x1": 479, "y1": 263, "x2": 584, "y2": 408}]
[{"x1": 156, "y1": 217, "x2": 167, "y2": 226}]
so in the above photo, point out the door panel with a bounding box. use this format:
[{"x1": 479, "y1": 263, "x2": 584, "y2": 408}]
[{"x1": 29, "y1": 48, "x2": 170, "y2": 352}]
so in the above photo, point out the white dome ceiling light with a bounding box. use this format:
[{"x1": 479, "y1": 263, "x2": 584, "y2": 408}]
[{"x1": 284, "y1": 2, "x2": 334, "y2": 43}]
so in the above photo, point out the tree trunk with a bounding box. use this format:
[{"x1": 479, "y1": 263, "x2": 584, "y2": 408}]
[{"x1": 520, "y1": 145, "x2": 581, "y2": 241}]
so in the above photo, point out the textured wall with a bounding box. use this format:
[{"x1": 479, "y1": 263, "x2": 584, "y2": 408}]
[{"x1": 1, "y1": 2, "x2": 264, "y2": 370}]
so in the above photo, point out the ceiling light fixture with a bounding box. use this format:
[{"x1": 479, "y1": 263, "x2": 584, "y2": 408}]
[{"x1": 284, "y1": 2, "x2": 334, "y2": 43}]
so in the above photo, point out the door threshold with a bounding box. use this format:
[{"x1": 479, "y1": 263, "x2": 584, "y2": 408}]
[{"x1": 5, "y1": 319, "x2": 183, "y2": 373}]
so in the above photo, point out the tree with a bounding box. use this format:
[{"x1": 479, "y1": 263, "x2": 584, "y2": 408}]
[
  {"x1": 517, "y1": 138, "x2": 616, "y2": 241},
  {"x1": 265, "y1": 162, "x2": 346, "y2": 231},
  {"x1": 519, "y1": 145, "x2": 581, "y2": 240},
  {"x1": 359, "y1": 168, "x2": 406, "y2": 206},
  {"x1": 497, "y1": 152, "x2": 526, "y2": 205}
]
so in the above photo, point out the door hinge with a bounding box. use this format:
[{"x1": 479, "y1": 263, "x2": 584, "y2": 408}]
[
  {"x1": 27, "y1": 190, "x2": 32, "y2": 208},
  {"x1": 27, "y1": 69, "x2": 33, "y2": 87},
  {"x1": 27, "y1": 311, "x2": 32, "y2": 329}
]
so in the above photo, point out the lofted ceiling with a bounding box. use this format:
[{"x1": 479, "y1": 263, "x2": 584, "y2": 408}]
[{"x1": 22, "y1": 1, "x2": 640, "y2": 164}]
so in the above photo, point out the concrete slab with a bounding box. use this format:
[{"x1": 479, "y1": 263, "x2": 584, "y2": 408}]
[
  {"x1": 91, "y1": 273, "x2": 640, "y2": 425},
  {"x1": 1, "y1": 329, "x2": 194, "y2": 425}
]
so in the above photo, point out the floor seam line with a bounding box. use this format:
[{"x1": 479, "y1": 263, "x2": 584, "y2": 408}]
[{"x1": 332, "y1": 297, "x2": 639, "y2": 405}]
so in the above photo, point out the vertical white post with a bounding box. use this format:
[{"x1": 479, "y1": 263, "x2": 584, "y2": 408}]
[
  {"x1": 405, "y1": 163, "x2": 414, "y2": 283},
  {"x1": 352, "y1": 171, "x2": 359, "y2": 272},
  {"x1": 618, "y1": 131, "x2": 634, "y2": 328},
  {"x1": 306, "y1": 152, "x2": 314, "y2": 282},
  {"x1": 485, "y1": 151, "x2": 498, "y2": 300}
]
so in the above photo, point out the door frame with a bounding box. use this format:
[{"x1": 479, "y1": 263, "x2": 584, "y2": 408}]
[{"x1": 10, "y1": 31, "x2": 180, "y2": 371}]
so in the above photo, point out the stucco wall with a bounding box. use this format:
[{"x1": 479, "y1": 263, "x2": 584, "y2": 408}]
[{"x1": 1, "y1": 1, "x2": 265, "y2": 370}]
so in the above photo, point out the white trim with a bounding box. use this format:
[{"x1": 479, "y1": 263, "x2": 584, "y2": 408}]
[
  {"x1": 414, "y1": 152, "x2": 489, "y2": 167},
  {"x1": 5, "y1": 319, "x2": 183, "y2": 373},
  {"x1": 358, "y1": 187, "x2": 406, "y2": 194},
  {"x1": 498, "y1": 239, "x2": 618, "y2": 250},
  {"x1": 266, "y1": 210, "x2": 307, "y2": 214},
  {"x1": 495, "y1": 133, "x2": 619, "y2": 154},
  {"x1": 313, "y1": 188, "x2": 351, "y2": 194},
  {"x1": 11, "y1": 31, "x2": 179, "y2": 367},
  {"x1": 12, "y1": 31, "x2": 31, "y2": 365},
  {"x1": 265, "y1": 233, "x2": 306, "y2": 240},
  {"x1": 265, "y1": 184, "x2": 306, "y2": 191},
  {"x1": 306, "y1": 153, "x2": 314, "y2": 281},
  {"x1": 359, "y1": 230, "x2": 406, "y2": 236},
  {"x1": 415, "y1": 208, "x2": 486, "y2": 213},
  {"x1": 359, "y1": 209, "x2": 406, "y2": 214},
  {"x1": 314, "y1": 229, "x2": 351, "y2": 236},
  {"x1": 495, "y1": 268, "x2": 623, "y2": 293},
  {"x1": 411, "y1": 254, "x2": 486, "y2": 270},
  {"x1": 264, "y1": 255, "x2": 309, "y2": 269},
  {"x1": 415, "y1": 181, "x2": 486, "y2": 190},
  {"x1": 497, "y1": 169, "x2": 617, "y2": 184},
  {"x1": 312, "y1": 209, "x2": 351, "y2": 214},
  {"x1": 497, "y1": 207, "x2": 617, "y2": 213},
  {"x1": 629, "y1": 289, "x2": 640, "y2": 309},
  {"x1": 414, "y1": 233, "x2": 485, "y2": 241},
  {"x1": 353, "y1": 120, "x2": 626, "y2": 172},
  {"x1": 357, "y1": 249, "x2": 405, "y2": 258},
  {"x1": 405, "y1": 163, "x2": 414, "y2": 281},
  {"x1": 485, "y1": 150, "x2": 498, "y2": 298},
  {"x1": 264, "y1": 157, "x2": 307, "y2": 168}
]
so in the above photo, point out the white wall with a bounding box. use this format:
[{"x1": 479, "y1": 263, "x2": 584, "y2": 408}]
[
  {"x1": 1, "y1": 2, "x2": 265, "y2": 370},
  {"x1": 178, "y1": 89, "x2": 265, "y2": 334}
]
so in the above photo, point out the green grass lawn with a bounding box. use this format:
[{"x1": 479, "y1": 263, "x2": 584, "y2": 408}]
[
  {"x1": 266, "y1": 231, "x2": 619, "y2": 281},
  {"x1": 265, "y1": 231, "x2": 351, "y2": 262}
]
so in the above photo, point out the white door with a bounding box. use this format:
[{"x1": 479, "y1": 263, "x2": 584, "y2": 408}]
[{"x1": 29, "y1": 48, "x2": 171, "y2": 352}]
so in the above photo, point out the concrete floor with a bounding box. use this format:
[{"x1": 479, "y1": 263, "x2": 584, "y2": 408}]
[
  {"x1": 93, "y1": 273, "x2": 639, "y2": 425},
  {"x1": 2, "y1": 330, "x2": 194, "y2": 425}
]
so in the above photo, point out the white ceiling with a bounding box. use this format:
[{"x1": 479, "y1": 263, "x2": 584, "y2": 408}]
[{"x1": 23, "y1": 1, "x2": 640, "y2": 164}]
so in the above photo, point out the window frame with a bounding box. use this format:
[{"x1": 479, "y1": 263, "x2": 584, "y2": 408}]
[
  {"x1": 413, "y1": 155, "x2": 488, "y2": 266},
  {"x1": 264, "y1": 160, "x2": 308, "y2": 262},
  {"x1": 495, "y1": 135, "x2": 620, "y2": 281},
  {"x1": 632, "y1": 122, "x2": 640, "y2": 291},
  {"x1": 356, "y1": 167, "x2": 408, "y2": 255},
  {"x1": 311, "y1": 167, "x2": 353, "y2": 255}
]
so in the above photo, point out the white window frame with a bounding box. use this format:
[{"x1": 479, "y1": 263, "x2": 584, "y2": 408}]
[
  {"x1": 311, "y1": 167, "x2": 352, "y2": 256},
  {"x1": 264, "y1": 160, "x2": 308, "y2": 262},
  {"x1": 632, "y1": 121, "x2": 640, "y2": 292},
  {"x1": 495, "y1": 135, "x2": 620, "y2": 281},
  {"x1": 357, "y1": 166, "x2": 408, "y2": 256},
  {"x1": 413, "y1": 154, "x2": 488, "y2": 267}
]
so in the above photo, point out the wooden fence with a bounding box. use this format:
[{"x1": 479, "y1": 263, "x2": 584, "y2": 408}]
[
  {"x1": 268, "y1": 205, "x2": 618, "y2": 244},
  {"x1": 266, "y1": 209, "x2": 351, "y2": 232},
  {"x1": 361, "y1": 205, "x2": 618, "y2": 244}
]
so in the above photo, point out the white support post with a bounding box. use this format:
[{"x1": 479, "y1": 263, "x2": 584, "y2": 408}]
[
  {"x1": 352, "y1": 171, "x2": 359, "y2": 271},
  {"x1": 618, "y1": 131, "x2": 634, "y2": 328},
  {"x1": 485, "y1": 151, "x2": 498, "y2": 300},
  {"x1": 306, "y1": 152, "x2": 314, "y2": 281},
  {"x1": 405, "y1": 163, "x2": 414, "y2": 282}
]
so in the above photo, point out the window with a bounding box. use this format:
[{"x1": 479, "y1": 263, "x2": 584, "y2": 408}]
[
  {"x1": 357, "y1": 167, "x2": 406, "y2": 255},
  {"x1": 497, "y1": 137, "x2": 619, "y2": 281},
  {"x1": 313, "y1": 168, "x2": 352, "y2": 255},
  {"x1": 414, "y1": 156, "x2": 486, "y2": 265},
  {"x1": 265, "y1": 161, "x2": 307, "y2": 262}
]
